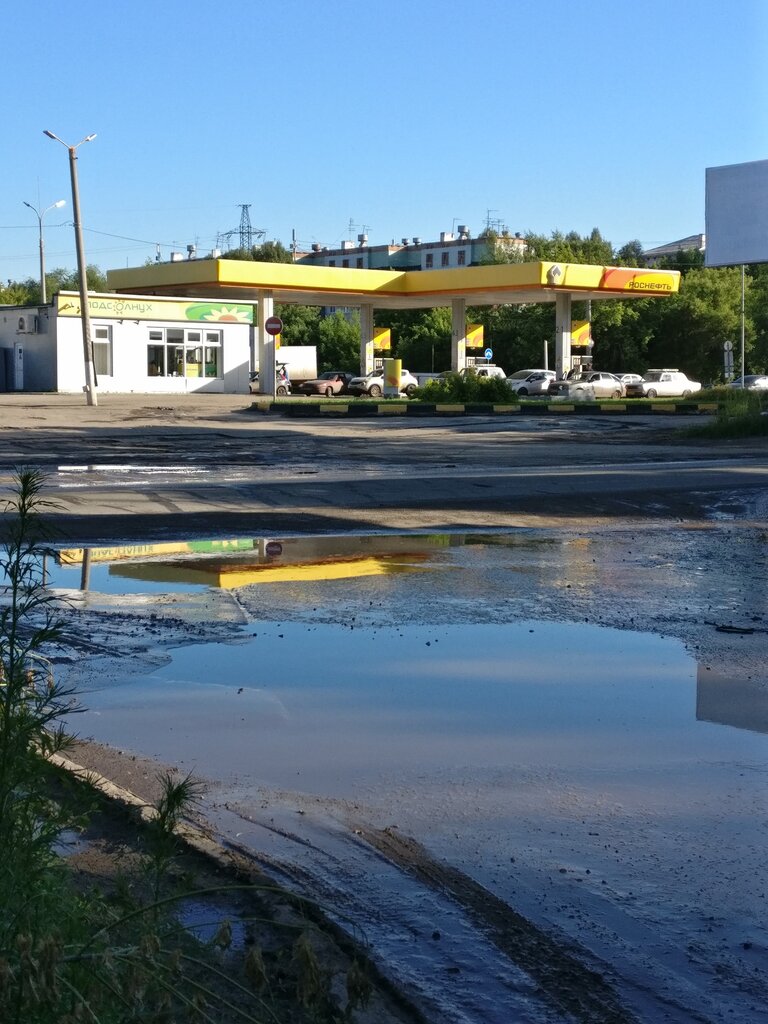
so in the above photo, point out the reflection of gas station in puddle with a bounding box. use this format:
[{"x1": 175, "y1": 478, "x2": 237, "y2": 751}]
[{"x1": 56, "y1": 535, "x2": 459, "y2": 589}]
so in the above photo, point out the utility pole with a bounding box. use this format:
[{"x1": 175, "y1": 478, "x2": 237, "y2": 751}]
[{"x1": 239, "y1": 204, "x2": 253, "y2": 251}]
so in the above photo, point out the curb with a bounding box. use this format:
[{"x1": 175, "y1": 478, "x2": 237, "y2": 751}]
[{"x1": 250, "y1": 400, "x2": 720, "y2": 418}]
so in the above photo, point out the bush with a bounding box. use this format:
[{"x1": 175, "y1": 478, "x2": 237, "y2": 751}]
[{"x1": 414, "y1": 372, "x2": 517, "y2": 404}]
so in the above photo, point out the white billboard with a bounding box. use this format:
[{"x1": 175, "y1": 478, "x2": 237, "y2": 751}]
[{"x1": 705, "y1": 159, "x2": 768, "y2": 266}]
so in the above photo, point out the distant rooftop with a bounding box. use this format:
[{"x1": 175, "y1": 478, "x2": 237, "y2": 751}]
[{"x1": 644, "y1": 234, "x2": 705, "y2": 263}]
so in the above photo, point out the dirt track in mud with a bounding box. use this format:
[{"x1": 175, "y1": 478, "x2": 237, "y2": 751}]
[{"x1": 4, "y1": 395, "x2": 768, "y2": 1023}]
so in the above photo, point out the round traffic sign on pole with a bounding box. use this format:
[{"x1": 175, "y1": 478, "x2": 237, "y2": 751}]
[
  {"x1": 484, "y1": 347, "x2": 493, "y2": 361},
  {"x1": 264, "y1": 316, "x2": 283, "y2": 336}
]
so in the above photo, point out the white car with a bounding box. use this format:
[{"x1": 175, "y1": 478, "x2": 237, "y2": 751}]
[
  {"x1": 348, "y1": 368, "x2": 419, "y2": 398},
  {"x1": 618, "y1": 373, "x2": 644, "y2": 388},
  {"x1": 460, "y1": 364, "x2": 507, "y2": 380},
  {"x1": 728, "y1": 375, "x2": 768, "y2": 391},
  {"x1": 506, "y1": 369, "x2": 556, "y2": 396},
  {"x1": 625, "y1": 369, "x2": 702, "y2": 399}
]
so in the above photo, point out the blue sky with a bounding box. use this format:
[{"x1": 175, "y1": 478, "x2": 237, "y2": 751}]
[{"x1": 2, "y1": 0, "x2": 766, "y2": 281}]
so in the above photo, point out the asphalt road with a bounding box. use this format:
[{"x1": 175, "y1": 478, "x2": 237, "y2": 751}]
[{"x1": 0, "y1": 394, "x2": 764, "y2": 541}]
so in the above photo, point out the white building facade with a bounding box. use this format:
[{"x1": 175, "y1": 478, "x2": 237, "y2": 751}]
[{"x1": 0, "y1": 292, "x2": 253, "y2": 394}]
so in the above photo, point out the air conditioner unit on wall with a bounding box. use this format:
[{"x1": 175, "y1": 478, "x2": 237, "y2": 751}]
[{"x1": 17, "y1": 315, "x2": 38, "y2": 334}]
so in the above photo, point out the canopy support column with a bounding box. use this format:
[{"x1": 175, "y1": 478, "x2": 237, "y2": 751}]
[
  {"x1": 451, "y1": 298, "x2": 467, "y2": 372},
  {"x1": 555, "y1": 292, "x2": 572, "y2": 379},
  {"x1": 257, "y1": 290, "x2": 275, "y2": 396},
  {"x1": 360, "y1": 303, "x2": 374, "y2": 375}
]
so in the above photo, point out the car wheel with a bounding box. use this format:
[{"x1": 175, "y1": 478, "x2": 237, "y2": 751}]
[
  {"x1": 518, "y1": 387, "x2": 529, "y2": 396},
  {"x1": 276, "y1": 385, "x2": 288, "y2": 397},
  {"x1": 612, "y1": 389, "x2": 622, "y2": 398},
  {"x1": 646, "y1": 388, "x2": 657, "y2": 399},
  {"x1": 682, "y1": 389, "x2": 691, "y2": 398},
  {"x1": 368, "y1": 384, "x2": 382, "y2": 398},
  {"x1": 324, "y1": 386, "x2": 334, "y2": 397},
  {"x1": 404, "y1": 384, "x2": 417, "y2": 397}
]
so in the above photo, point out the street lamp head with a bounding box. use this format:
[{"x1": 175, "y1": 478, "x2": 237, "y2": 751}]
[
  {"x1": 44, "y1": 130, "x2": 96, "y2": 148},
  {"x1": 23, "y1": 201, "x2": 33, "y2": 211},
  {"x1": 53, "y1": 199, "x2": 66, "y2": 209}
]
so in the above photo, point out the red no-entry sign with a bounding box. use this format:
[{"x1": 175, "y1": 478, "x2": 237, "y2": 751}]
[{"x1": 264, "y1": 316, "x2": 283, "y2": 336}]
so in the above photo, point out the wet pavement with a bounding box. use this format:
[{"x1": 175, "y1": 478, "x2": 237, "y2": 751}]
[{"x1": 47, "y1": 527, "x2": 768, "y2": 1024}]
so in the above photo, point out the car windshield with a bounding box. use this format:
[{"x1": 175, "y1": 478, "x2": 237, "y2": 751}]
[
  {"x1": 509, "y1": 370, "x2": 534, "y2": 380},
  {"x1": 643, "y1": 372, "x2": 664, "y2": 381}
]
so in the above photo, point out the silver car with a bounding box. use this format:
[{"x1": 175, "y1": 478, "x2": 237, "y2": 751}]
[
  {"x1": 728, "y1": 375, "x2": 768, "y2": 391},
  {"x1": 549, "y1": 372, "x2": 625, "y2": 400},
  {"x1": 505, "y1": 369, "x2": 556, "y2": 396}
]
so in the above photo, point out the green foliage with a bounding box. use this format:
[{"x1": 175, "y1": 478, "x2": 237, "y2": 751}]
[
  {"x1": 317, "y1": 311, "x2": 360, "y2": 371},
  {"x1": 222, "y1": 240, "x2": 293, "y2": 263},
  {"x1": 382, "y1": 308, "x2": 452, "y2": 371},
  {"x1": 615, "y1": 240, "x2": 647, "y2": 267},
  {"x1": 521, "y1": 227, "x2": 614, "y2": 266},
  {"x1": 650, "y1": 267, "x2": 747, "y2": 382},
  {"x1": 0, "y1": 278, "x2": 39, "y2": 305},
  {"x1": 415, "y1": 371, "x2": 518, "y2": 404},
  {"x1": 275, "y1": 303, "x2": 323, "y2": 346}
]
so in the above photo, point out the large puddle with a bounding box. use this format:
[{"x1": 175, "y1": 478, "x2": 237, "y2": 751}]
[{"x1": 43, "y1": 531, "x2": 768, "y2": 1023}]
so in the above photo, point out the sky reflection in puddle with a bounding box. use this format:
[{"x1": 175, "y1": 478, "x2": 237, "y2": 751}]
[{"x1": 79, "y1": 616, "x2": 767, "y2": 800}]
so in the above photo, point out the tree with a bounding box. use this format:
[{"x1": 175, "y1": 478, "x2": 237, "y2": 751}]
[
  {"x1": 275, "y1": 304, "x2": 322, "y2": 346},
  {"x1": 316, "y1": 311, "x2": 360, "y2": 371},
  {"x1": 386, "y1": 308, "x2": 452, "y2": 371},
  {"x1": 615, "y1": 240, "x2": 647, "y2": 267},
  {"x1": 650, "y1": 266, "x2": 748, "y2": 382},
  {"x1": 222, "y1": 240, "x2": 292, "y2": 263},
  {"x1": 46, "y1": 265, "x2": 108, "y2": 293}
]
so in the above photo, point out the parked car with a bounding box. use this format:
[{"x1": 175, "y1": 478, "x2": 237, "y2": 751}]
[
  {"x1": 248, "y1": 363, "x2": 291, "y2": 396},
  {"x1": 460, "y1": 364, "x2": 507, "y2": 380},
  {"x1": 506, "y1": 369, "x2": 556, "y2": 396},
  {"x1": 348, "y1": 368, "x2": 420, "y2": 397},
  {"x1": 549, "y1": 372, "x2": 625, "y2": 400},
  {"x1": 618, "y1": 373, "x2": 644, "y2": 388},
  {"x1": 296, "y1": 371, "x2": 355, "y2": 397},
  {"x1": 728, "y1": 374, "x2": 768, "y2": 391},
  {"x1": 624, "y1": 369, "x2": 702, "y2": 399}
]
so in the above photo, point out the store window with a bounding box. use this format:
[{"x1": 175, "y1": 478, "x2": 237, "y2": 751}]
[
  {"x1": 93, "y1": 325, "x2": 112, "y2": 376},
  {"x1": 147, "y1": 327, "x2": 222, "y2": 377}
]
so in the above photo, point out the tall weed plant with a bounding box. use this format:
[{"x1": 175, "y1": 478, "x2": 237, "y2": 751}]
[{"x1": 692, "y1": 387, "x2": 768, "y2": 437}]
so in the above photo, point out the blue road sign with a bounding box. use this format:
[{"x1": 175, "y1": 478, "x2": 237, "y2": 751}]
[{"x1": 484, "y1": 348, "x2": 493, "y2": 360}]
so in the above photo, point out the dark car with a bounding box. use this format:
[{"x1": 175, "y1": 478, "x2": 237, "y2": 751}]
[{"x1": 296, "y1": 371, "x2": 355, "y2": 397}]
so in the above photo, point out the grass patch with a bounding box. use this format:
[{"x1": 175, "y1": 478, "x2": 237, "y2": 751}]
[{"x1": 686, "y1": 387, "x2": 768, "y2": 437}]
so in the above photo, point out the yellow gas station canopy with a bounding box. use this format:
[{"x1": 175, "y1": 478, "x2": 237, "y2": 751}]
[{"x1": 107, "y1": 259, "x2": 680, "y2": 309}]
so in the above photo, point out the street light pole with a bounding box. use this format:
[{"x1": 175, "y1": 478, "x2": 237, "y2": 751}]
[
  {"x1": 43, "y1": 130, "x2": 98, "y2": 407},
  {"x1": 22, "y1": 198, "x2": 65, "y2": 304}
]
